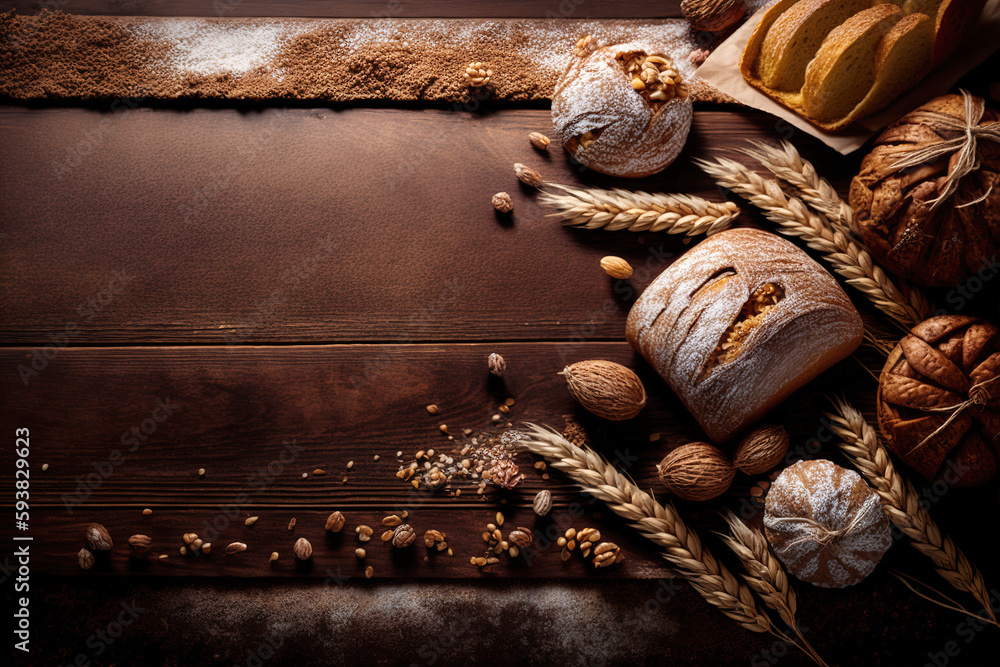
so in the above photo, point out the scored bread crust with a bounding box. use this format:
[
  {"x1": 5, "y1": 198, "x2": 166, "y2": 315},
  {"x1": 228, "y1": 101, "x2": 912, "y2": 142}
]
[
  {"x1": 626, "y1": 229, "x2": 863, "y2": 443},
  {"x1": 551, "y1": 40, "x2": 692, "y2": 178}
]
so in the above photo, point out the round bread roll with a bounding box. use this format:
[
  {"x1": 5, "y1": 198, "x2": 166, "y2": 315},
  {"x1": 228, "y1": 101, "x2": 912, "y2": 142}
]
[
  {"x1": 765, "y1": 460, "x2": 891, "y2": 588},
  {"x1": 551, "y1": 40, "x2": 693, "y2": 178}
]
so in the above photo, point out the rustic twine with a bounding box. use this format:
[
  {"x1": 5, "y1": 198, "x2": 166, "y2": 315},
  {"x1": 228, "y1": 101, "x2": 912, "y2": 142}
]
[
  {"x1": 912, "y1": 375, "x2": 999, "y2": 452},
  {"x1": 888, "y1": 89, "x2": 1000, "y2": 211}
]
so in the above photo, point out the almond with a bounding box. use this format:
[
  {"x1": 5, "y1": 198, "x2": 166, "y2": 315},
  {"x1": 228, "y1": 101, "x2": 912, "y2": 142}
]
[
  {"x1": 733, "y1": 425, "x2": 790, "y2": 475},
  {"x1": 600, "y1": 256, "x2": 633, "y2": 279},
  {"x1": 657, "y1": 442, "x2": 736, "y2": 501},
  {"x1": 86, "y1": 523, "x2": 113, "y2": 551},
  {"x1": 561, "y1": 360, "x2": 646, "y2": 421}
]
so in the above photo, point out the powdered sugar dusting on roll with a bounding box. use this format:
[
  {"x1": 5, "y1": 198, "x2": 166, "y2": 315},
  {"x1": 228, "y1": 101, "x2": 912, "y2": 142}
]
[
  {"x1": 551, "y1": 40, "x2": 693, "y2": 178},
  {"x1": 764, "y1": 460, "x2": 891, "y2": 588},
  {"x1": 625, "y1": 229, "x2": 863, "y2": 442}
]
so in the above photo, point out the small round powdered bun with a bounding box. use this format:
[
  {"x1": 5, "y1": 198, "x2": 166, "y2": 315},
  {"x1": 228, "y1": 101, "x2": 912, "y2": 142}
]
[
  {"x1": 764, "y1": 459, "x2": 891, "y2": 588},
  {"x1": 551, "y1": 39, "x2": 693, "y2": 178}
]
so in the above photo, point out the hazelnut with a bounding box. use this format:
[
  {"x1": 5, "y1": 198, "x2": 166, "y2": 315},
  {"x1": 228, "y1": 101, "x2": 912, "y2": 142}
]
[{"x1": 293, "y1": 537, "x2": 313, "y2": 561}]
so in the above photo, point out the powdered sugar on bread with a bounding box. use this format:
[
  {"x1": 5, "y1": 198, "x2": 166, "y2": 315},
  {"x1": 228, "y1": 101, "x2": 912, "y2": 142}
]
[
  {"x1": 626, "y1": 229, "x2": 863, "y2": 442},
  {"x1": 765, "y1": 459, "x2": 891, "y2": 588}
]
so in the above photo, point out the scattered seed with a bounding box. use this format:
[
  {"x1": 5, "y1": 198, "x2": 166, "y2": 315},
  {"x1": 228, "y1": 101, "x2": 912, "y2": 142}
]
[
  {"x1": 533, "y1": 461, "x2": 546, "y2": 470},
  {"x1": 355, "y1": 548, "x2": 366, "y2": 559},
  {"x1": 411, "y1": 479, "x2": 420, "y2": 489},
  {"x1": 750, "y1": 486, "x2": 763, "y2": 498},
  {"x1": 356, "y1": 525, "x2": 373, "y2": 542},
  {"x1": 288, "y1": 518, "x2": 296, "y2": 530},
  {"x1": 202, "y1": 543, "x2": 212, "y2": 554},
  {"x1": 491, "y1": 414, "x2": 501, "y2": 423},
  {"x1": 180, "y1": 546, "x2": 188, "y2": 555},
  {"x1": 439, "y1": 424, "x2": 449, "y2": 435},
  {"x1": 142, "y1": 508, "x2": 153, "y2": 516},
  {"x1": 426, "y1": 404, "x2": 439, "y2": 414},
  {"x1": 649, "y1": 433, "x2": 661, "y2": 442},
  {"x1": 270, "y1": 552, "x2": 279, "y2": 562},
  {"x1": 198, "y1": 468, "x2": 206, "y2": 477},
  {"x1": 302, "y1": 472, "x2": 308, "y2": 478},
  {"x1": 192, "y1": 538, "x2": 204, "y2": 550},
  {"x1": 400, "y1": 510, "x2": 408, "y2": 519},
  {"x1": 158, "y1": 554, "x2": 168, "y2": 559},
  {"x1": 504, "y1": 398, "x2": 515, "y2": 406},
  {"x1": 365, "y1": 566, "x2": 374, "y2": 579},
  {"x1": 343, "y1": 476, "x2": 348, "y2": 483},
  {"x1": 447, "y1": 548, "x2": 454, "y2": 556},
  {"x1": 381, "y1": 530, "x2": 394, "y2": 542},
  {"x1": 396, "y1": 450, "x2": 403, "y2": 458},
  {"x1": 41, "y1": 463, "x2": 49, "y2": 471},
  {"x1": 313, "y1": 468, "x2": 327, "y2": 476},
  {"x1": 373, "y1": 455, "x2": 380, "y2": 461},
  {"x1": 183, "y1": 533, "x2": 198, "y2": 545},
  {"x1": 346, "y1": 461, "x2": 354, "y2": 469},
  {"x1": 382, "y1": 515, "x2": 402, "y2": 527},
  {"x1": 496, "y1": 512, "x2": 505, "y2": 526},
  {"x1": 245, "y1": 516, "x2": 258, "y2": 526},
  {"x1": 225, "y1": 542, "x2": 247, "y2": 554},
  {"x1": 499, "y1": 405, "x2": 509, "y2": 414}
]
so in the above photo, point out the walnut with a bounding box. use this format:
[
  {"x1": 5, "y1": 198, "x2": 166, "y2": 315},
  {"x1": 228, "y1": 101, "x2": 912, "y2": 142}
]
[
  {"x1": 680, "y1": 0, "x2": 745, "y2": 32},
  {"x1": 78, "y1": 548, "x2": 94, "y2": 570},
  {"x1": 492, "y1": 192, "x2": 513, "y2": 214},
  {"x1": 488, "y1": 459, "x2": 525, "y2": 489},
  {"x1": 488, "y1": 352, "x2": 506, "y2": 377},
  {"x1": 325, "y1": 511, "x2": 346, "y2": 532},
  {"x1": 392, "y1": 524, "x2": 416, "y2": 548},
  {"x1": 464, "y1": 61, "x2": 492, "y2": 87},
  {"x1": 592, "y1": 542, "x2": 625, "y2": 568},
  {"x1": 508, "y1": 528, "x2": 534, "y2": 549}
]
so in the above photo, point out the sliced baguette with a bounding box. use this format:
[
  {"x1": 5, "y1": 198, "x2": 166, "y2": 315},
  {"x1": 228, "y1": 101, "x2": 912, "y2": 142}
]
[
  {"x1": 801, "y1": 5, "x2": 904, "y2": 123},
  {"x1": 754, "y1": 0, "x2": 874, "y2": 91}
]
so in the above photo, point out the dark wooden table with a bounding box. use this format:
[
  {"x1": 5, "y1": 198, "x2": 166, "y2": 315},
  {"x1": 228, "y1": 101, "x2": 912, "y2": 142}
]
[{"x1": 2, "y1": 1, "x2": 999, "y2": 665}]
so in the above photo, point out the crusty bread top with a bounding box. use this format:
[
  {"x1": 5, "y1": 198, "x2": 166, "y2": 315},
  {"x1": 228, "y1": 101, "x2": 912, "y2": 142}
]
[
  {"x1": 626, "y1": 228, "x2": 863, "y2": 442},
  {"x1": 551, "y1": 40, "x2": 692, "y2": 178}
]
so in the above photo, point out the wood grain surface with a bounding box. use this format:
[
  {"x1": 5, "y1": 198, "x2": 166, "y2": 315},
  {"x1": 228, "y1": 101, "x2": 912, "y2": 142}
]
[{"x1": 0, "y1": 106, "x2": 856, "y2": 345}]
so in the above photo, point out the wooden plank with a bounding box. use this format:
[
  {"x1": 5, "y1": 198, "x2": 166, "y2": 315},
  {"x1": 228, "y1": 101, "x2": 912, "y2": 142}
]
[
  {"x1": 0, "y1": 0, "x2": 688, "y2": 19},
  {"x1": 0, "y1": 106, "x2": 855, "y2": 345},
  {"x1": 2, "y1": 507, "x2": 675, "y2": 578},
  {"x1": 0, "y1": 343, "x2": 872, "y2": 508}
]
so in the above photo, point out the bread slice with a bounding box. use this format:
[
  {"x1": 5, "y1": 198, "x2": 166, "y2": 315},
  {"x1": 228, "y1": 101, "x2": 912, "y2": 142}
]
[
  {"x1": 931, "y1": 0, "x2": 988, "y2": 64},
  {"x1": 843, "y1": 12, "x2": 935, "y2": 125},
  {"x1": 755, "y1": 0, "x2": 873, "y2": 91},
  {"x1": 801, "y1": 5, "x2": 904, "y2": 123}
]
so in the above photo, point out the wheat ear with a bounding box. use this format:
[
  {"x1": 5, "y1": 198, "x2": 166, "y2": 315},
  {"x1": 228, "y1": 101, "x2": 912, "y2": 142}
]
[
  {"x1": 825, "y1": 398, "x2": 998, "y2": 627},
  {"x1": 520, "y1": 425, "x2": 771, "y2": 631},
  {"x1": 719, "y1": 512, "x2": 828, "y2": 667},
  {"x1": 521, "y1": 423, "x2": 834, "y2": 666},
  {"x1": 537, "y1": 182, "x2": 740, "y2": 236},
  {"x1": 741, "y1": 140, "x2": 857, "y2": 233},
  {"x1": 695, "y1": 156, "x2": 932, "y2": 329}
]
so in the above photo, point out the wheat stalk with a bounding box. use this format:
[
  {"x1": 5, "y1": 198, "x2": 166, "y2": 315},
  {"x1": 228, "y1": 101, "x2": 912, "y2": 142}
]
[
  {"x1": 520, "y1": 424, "x2": 828, "y2": 664},
  {"x1": 824, "y1": 398, "x2": 999, "y2": 627},
  {"x1": 537, "y1": 182, "x2": 741, "y2": 236},
  {"x1": 695, "y1": 156, "x2": 932, "y2": 329},
  {"x1": 719, "y1": 512, "x2": 828, "y2": 667},
  {"x1": 741, "y1": 140, "x2": 857, "y2": 233}
]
